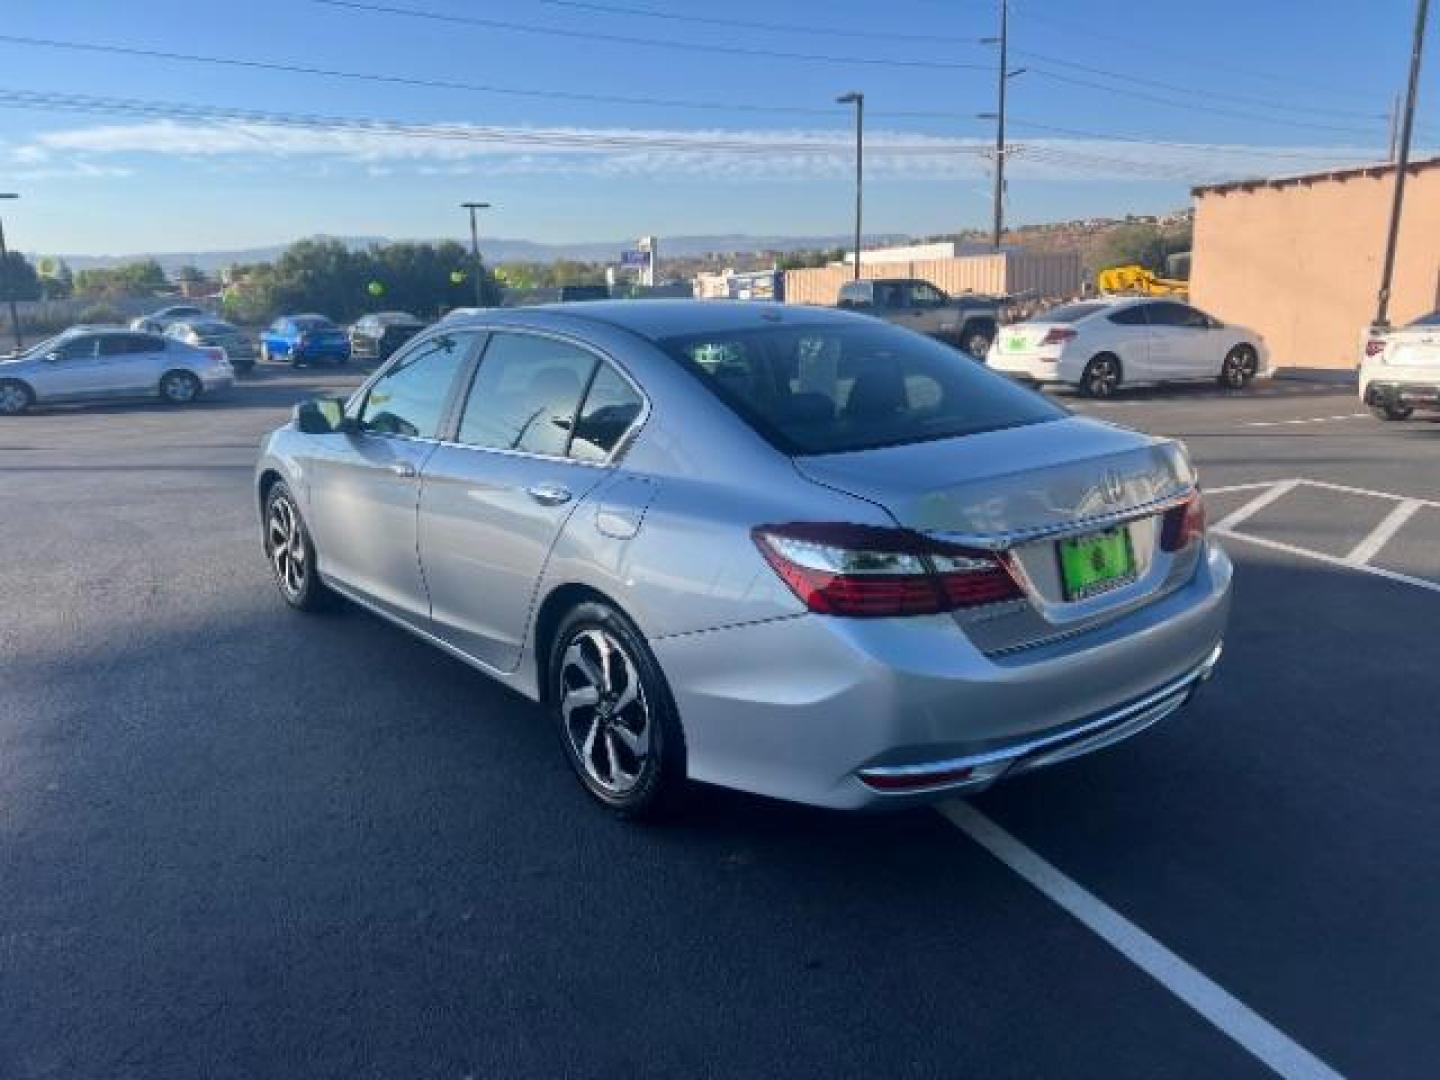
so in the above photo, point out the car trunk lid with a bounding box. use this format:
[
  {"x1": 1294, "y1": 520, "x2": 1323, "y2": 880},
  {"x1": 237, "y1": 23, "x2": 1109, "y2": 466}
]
[{"x1": 1386, "y1": 327, "x2": 1440, "y2": 367}]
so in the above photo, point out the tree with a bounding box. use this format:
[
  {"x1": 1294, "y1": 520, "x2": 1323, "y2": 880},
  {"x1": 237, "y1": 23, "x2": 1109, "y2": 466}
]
[
  {"x1": 74, "y1": 259, "x2": 169, "y2": 299},
  {"x1": 1097, "y1": 222, "x2": 1193, "y2": 276},
  {"x1": 0, "y1": 251, "x2": 43, "y2": 301}
]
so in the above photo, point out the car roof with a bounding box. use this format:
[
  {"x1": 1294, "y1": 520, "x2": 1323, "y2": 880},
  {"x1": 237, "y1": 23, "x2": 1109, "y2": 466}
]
[{"x1": 440, "y1": 299, "x2": 861, "y2": 342}]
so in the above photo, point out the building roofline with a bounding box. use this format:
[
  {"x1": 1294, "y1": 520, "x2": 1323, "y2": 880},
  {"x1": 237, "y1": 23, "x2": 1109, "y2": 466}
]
[{"x1": 1191, "y1": 155, "x2": 1440, "y2": 198}]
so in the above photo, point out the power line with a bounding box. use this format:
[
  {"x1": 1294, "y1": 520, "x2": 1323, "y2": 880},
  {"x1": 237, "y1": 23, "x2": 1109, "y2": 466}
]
[
  {"x1": 0, "y1": 33, "x2": 978, "y2": 123},
  {"x1": 526, "y1": 0, "x2": 979, "y2": 46},
  {"x1": 1008, "y1": 117, "x2": 1385, "y2": 162},
  {"x1": 310, "y1": 0, "x2": 989, "y2": 70}
]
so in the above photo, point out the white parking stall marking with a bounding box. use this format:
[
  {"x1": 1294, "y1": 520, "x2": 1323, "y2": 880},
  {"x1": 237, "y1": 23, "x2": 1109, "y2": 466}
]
[
  {"x1": 1216, "y1": 528, "x2": 1440, "y2": 597},
  {"x1": 939, "y1": 803, "x2": 1345, "y2": 1080},
  {"x1": 1243, "y1": 413, "x2": 1368, "y2": 428},
  {"x1": 1212, "y1": 479, "x2": 1302, "y2": 532},
  {"x1": 1344, "y1": 499, "x2": 1424, "y2": 566}
]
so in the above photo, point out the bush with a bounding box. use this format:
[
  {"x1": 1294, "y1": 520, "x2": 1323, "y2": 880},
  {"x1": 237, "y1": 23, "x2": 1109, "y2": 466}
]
[{"x1": 77, "y1": 304, "x2": 124, "y2": 325}]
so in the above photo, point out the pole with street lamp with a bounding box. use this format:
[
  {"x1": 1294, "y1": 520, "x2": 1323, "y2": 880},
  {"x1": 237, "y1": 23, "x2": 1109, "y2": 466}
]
[
  {"x1": 836, "y1": 92, "x2": 864, "y2": 280},
  {"x1": 461, "y1": 201, "x2": 491, "y2": 309},
  {"x1": 0, "y1": 193, "x2": 21, "y2": 353},
  {"x1": 1374, "y1": 0, "x2": 1430, "y2": 329}
]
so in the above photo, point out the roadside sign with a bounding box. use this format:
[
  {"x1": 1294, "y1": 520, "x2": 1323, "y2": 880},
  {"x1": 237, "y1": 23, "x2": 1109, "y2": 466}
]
[{"x1": 620, "y1": 250, "x2": 647, "y2": 268}]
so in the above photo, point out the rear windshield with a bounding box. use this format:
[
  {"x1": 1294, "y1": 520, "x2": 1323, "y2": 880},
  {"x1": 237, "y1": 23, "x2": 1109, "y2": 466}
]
[
  {"x1": 1407, "y1": 311, "x2": 1440, "y2": 327},
  {"x1": 1036, "y1": 302, "x2": 1108, "y2": 324},
  {"x1": 657, "y1": 321, "x2": 1064, "y2": 455},
  {"x1": 294, "y1": 317, "x2": 336, "y2": 331},
  {"x1": 189, "y1": 320, "x2": 233, "y2": 334}
]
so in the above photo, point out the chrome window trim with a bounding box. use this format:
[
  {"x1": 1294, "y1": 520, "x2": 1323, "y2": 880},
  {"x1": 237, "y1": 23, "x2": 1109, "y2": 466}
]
[{"x1": 929, "y1": 489, "x2": 1192, "y2": 552}]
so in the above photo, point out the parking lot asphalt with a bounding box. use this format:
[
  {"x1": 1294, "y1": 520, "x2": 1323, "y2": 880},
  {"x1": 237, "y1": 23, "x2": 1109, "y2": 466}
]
[{"x1": 3, "y1": 368, "x2": 1437, "y2": 1079}]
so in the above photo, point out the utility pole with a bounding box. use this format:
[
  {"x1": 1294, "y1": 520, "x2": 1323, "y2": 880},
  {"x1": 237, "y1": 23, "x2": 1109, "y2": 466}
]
[
  {"x1": 991, "y1": 0, "x2": 1008, "y2": 250},
  {"x1": 1387, "y1": 93, "x2": 1402, "y2": 161},
  {"x1": 837, "y1": 92, "x2": 864, "y2": 279},
  {"x1": 1374, "y1": 0, "x2": 1430, "y2": 329},
  {"x1": 0, "y1": 194, "x2": 20, "y2": 353},
  {"x1": 460, "y1": 201, "x2": 490, "y2": 308}
]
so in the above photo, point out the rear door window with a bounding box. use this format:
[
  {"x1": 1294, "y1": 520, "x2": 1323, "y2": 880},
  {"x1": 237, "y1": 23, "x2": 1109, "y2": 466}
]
[
  {"x1": 567, "y1": 364, "x2": 644, "y2": 463},
  {"x1": 456, "y1": 332, "x2": 598, "y2": 457},
  {"x1": 1107, "y1": 305, "x2": 1149, "y2": 326},
  {"x1": 1040, "y1": 302, "x2": 1108, "y2": 323},
  {"x1": 659, "y1": 321, "x2": 1063, "y2": 455}
]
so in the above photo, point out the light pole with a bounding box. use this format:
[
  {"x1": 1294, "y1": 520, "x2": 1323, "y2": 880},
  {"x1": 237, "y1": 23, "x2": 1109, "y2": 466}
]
[
  {"x1": 837, "y1": 92, "x2": 864, "y2": 280},
  {"x1": 1374, "y1": 0, "x2": 1430, "y2": 329},
  {"x1": 460, "y1": 201, "x2": 491, "y2": 308},
  {"x1": 0, "y1": 193, "x2": 20, "y2": 353}
]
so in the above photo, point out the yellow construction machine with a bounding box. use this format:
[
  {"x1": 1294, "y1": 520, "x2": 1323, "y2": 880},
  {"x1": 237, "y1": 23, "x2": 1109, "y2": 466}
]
[{"x1": 1096, "y1": 264, "x2": 1189, "y2": 297}]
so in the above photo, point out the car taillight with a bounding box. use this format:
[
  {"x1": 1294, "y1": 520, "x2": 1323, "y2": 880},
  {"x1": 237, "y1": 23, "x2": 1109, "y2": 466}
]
[
  {"x1": 1364, "y1": 338, "x2": 1387, "y2": 358},
  {"x1": 202, "y1": 346, "x2": 227, "y2": 363},
  {"x1": 752, "y1": 522, "x2": 1021, "y2": 617},
  {"x1": 1041, "y1": 327, "x2": 1077, "y2": 346},
  {"x1": 1160, "y1": 492, "x2": 1206, "y2": 552}
]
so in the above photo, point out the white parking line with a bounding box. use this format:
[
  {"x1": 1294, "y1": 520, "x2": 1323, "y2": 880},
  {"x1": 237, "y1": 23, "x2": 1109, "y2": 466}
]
[
  {"x1": 1243, "y1": 414, "x2": 1368, "y2": 428},
  {"x1": 1344, "y1": 499, "x2": 1424, "y2": 566},
  {"x1": 939, "y1": 802, "x2": 1343, "y2": 1080},
  {"x1": 1215, "y1": 528, "x2": 1440, "y2": 597},
  {"x1": 1212, "y1": 479, "x2": 1302, "y2": 532}
]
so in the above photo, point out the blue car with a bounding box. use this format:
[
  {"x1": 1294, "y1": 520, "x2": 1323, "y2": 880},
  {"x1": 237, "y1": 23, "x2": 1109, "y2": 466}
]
[{"x1": 259, "y1": 314, "x2": 352, "y2": 367}]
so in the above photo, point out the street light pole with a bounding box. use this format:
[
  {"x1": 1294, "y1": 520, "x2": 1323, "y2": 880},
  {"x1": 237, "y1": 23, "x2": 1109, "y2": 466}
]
[
  {"x1": 837, "y1": 92, "x2": 864, "y2": 280},
  {"x1": 1374, "y1": 0, "x2": 1430, "y2": 329},
  {"x1": 461, "y1": 201, "x2": 491, "y2": 308},
  {"x1": 0, "y1": 194, "x2": 21, "y2": 353}
]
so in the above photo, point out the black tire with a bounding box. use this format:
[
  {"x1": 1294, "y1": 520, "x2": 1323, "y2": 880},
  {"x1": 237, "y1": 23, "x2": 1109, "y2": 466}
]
[
  {"x1": 263, "y1": 481, "x2": 334, "y2": 612},
  {"x1": 1219, "y1": 344, "x2": 1258, "y2": 389},
  {"x1": 159, "y1": 369, "x2": 202, "y2": 405},
  {"x1": 0, "y1": 379, "x2": 35, "y2": 416},
  {"x1": 1080, "y1": 354, "x2": 1122, "y2": 398},
  {"x1": 548, "y1": 601, "x2": 687, "y2": 820},
  {"x1": 962, "y1": 327, "x2": 994, "y2": 360},
  {"x1": 1371, "y1": 403, "x2": 1414, "y2": 421}
]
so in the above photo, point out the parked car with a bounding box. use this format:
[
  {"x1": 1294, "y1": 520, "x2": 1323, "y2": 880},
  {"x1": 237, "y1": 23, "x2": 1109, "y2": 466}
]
[
  {"x1": 256, "y1": 301, "x2": 1230, "y2": 819},
  {"x1": 987, "y1": 298, "x2": 1267, "y2": 397},
  {"x1": 130, "y1": 304, "x2": 210, "y2": 334},
  {"x1": 259, "y1": 314, "x2": 351, "y2": 367},
  {"x1": 348, "y1": 311, "x2": 425, "y2": 362},
  {"x1": 1359, "y1": 309, "x2": 1440, "y2": 421},
  {"x1": 0, "y1": 327, "x2": 233, "y2": 415},
  {"x1": 165, "y1": 318, "x2": 258, "y2": 372},
  {"x1": 837, "y1": 278, "x2": 999, "y2": 359}
]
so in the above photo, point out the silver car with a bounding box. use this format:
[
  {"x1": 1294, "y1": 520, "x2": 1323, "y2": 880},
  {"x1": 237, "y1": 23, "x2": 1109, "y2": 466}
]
[
  {"x1": 0, "y1": 327, "x2": 234, "y2": 415},
  {"x1": 165, "y1": 318, "x2": 260, "y2": 372},
  {"x1": 256, "y1": 302, "x2": 1230, "y2": 817}
]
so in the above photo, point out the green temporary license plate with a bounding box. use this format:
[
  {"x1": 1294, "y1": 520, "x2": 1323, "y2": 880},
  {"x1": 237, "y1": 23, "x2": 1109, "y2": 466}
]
[
  {"x1": 1007, "y1": 335, "x2": 1028, "y2": 351},
  {"x1": 1057, "y1": 528, "x2": 1136, "y2": 601}
]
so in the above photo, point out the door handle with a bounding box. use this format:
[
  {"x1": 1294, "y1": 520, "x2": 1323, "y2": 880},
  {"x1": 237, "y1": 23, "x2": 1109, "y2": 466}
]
[
  {"x1": 527, "y1": 482, "x2": 573, "y2": 506},
  {"x1": 390, "y1": 462, "x2": 417, "y2": 478}
]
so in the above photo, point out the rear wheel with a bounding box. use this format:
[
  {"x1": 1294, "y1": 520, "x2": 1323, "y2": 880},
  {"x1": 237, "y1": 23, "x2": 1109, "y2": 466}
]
[
  {"x1": 1219, "y1": 345, "x2": 1258, "y2": 389},
  {"x1": 962, "y1": 325, "x2": 995, "y2": 360},
  {"x1": 264, "y1": 481, "x2": 333, "y2": 611},
  {"x1": 1080, "y1": 354, "x2": 1122, "y2": 398},
  {"x1": 159, "y1": 370, "x2": 202, "y2": 405},
  {"x1": 0, "y1": 379, "x2": 34, "y2": 416},
  {"x1": 549, "y1": 602, "x2": 686, "y2": 820},
  {"x1": 1372, "y1": 403, "x2": 1414, "y2": 421}
]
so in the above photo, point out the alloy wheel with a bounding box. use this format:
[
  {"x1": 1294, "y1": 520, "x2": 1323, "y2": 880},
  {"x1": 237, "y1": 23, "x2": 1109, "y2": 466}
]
[
  {"x1": 1084, "y1": 358, "x2": 1119, "y2": 398},
  {"x1": 1222, "y1": 347, "x2": 1257, "y2": 388},
  {"x1": 0, "y1": 382, "x2": 30, "y2": 415},
  {"x1": 267, "y1": 494, "x2": 308, "y2": 601},
  {"x1": 161, "y1": 371, "x2": 200, "y2": 403},
  {"x1": 559, "y1": 627, "x2": 651, "y2": 796}
]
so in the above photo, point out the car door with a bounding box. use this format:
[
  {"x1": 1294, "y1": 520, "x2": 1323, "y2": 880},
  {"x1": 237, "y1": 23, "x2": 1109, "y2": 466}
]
[
  {"x1": 418, "y1": 330, "x2": 644, "y2": 672},
  {"x1": 903, "y1": 281, "x2": 950, "y2": 335},
  {"x1": 305, "y1": 330, "x2": 480, "y2": 623},
  {"x1": 96, "y1": 333, "x2": 166, "y2": 396},
  {"x1": 1142, "y1": 301, "x2": 1213, "y2": 379},
  {"x1": 1103, "y1": 303, "x2": 1155, "y2": 380},
  {"x1": 29, "y1": 335, "x2": 105, "y2": 400}
]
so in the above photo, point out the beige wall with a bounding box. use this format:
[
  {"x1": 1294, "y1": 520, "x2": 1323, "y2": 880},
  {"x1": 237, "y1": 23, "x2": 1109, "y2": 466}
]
[
  {"x1": 1191, "y1": 165, "x2": 1440, "y2": 370},
  {"x1": 783, "y1": 251, "x2": 1081, "y2": 306}
]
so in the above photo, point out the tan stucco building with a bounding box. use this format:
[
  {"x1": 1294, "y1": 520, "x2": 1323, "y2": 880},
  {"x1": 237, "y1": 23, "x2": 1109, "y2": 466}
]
[{"x1": 1191, "y1": 157, "x2": 1440, "y2": 371}]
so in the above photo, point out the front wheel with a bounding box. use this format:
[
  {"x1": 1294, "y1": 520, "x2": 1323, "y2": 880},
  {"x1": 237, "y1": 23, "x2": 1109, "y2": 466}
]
[
  {"x1": 1080, "y1": 355, "x2": 1121, "y2": 398},
  {"x1": 1219, "y1": 345, "x2": 1258, "y2": 389},
  {"x1": 159, "y1": 370, "x2": 202, "y2": 405},
  {"x1": 549, "y1": 602, "x2": 687, "y2": 820},
  {"x1": 263, "y1": 482, "x2": 333, "y2": 611},
  {"x1": 963, "y1": 329, "x2": 994, "y2": 360},
  {"x1": 1371, "y1": 403, "x2": 1414, "y2": 421}
]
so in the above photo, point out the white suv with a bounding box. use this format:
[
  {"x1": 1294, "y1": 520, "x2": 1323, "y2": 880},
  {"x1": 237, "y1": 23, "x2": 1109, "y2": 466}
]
[
  {"x1": 1360, "y1": 311, "x2": 1440, "y2": 421},
  {"x1": 987, "y1": 297, "x2": 1267, "y2": 398}
]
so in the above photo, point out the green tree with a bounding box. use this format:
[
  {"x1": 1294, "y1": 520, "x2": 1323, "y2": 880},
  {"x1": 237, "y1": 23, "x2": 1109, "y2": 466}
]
[
  {"x1": 74, "y1": 259, "x2": 169, "y2": 299},
  {"x1": 0, "y1": 251, "x2": 43, "y2": 301},
  {"x1": 1097, "y1": 223, "x2": 1192, "y2": 276}
]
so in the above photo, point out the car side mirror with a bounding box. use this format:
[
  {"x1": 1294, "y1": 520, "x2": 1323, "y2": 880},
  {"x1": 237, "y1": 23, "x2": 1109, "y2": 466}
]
[{"x1": 294, "y1": 396, "x2": 350, "y2": 434}]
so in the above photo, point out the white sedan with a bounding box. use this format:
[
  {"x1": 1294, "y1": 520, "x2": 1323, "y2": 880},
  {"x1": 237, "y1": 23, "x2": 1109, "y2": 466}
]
[
  {"x1": 1359, "y1": 310, "x2": 1440, "y2": 421},
  {"x1": 987, "y1": 298, "x2": 1267, "y2": 398}
]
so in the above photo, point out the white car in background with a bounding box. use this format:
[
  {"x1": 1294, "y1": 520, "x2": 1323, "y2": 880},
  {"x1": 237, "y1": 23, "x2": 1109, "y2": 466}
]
[
  {"x1": 987, "y1": 298, "x2": 1267, "y2": 398},
  {"x1": 1360, "y1": 310, "x2": 1440, "y2": 421}
]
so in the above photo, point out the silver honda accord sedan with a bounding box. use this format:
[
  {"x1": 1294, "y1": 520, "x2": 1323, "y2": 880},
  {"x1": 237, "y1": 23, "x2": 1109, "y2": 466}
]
[{"x1": 256, "y1": 301, "x2": 1230, "y2": 817}]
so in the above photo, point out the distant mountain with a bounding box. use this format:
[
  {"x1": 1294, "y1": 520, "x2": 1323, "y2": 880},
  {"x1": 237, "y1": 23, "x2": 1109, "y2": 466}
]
[{"x1": 40, "y1": 233, "x2": 910, "y2": 275}]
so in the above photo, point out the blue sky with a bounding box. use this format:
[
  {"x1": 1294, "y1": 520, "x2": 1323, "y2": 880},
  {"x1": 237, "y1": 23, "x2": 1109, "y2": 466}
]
[{"x1": 0, "y1": 0, "x2": 1435, "y2": 255}]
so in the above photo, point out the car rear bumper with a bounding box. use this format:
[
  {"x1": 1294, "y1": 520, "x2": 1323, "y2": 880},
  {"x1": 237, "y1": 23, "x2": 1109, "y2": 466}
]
[
  {"x1": 987, "y1": 351, "x2": 1068, "y2": 382},
  {"x1": 653, "y1": 540, "x2": 1231, "y2": 810},
  {"x1": 1361, "y1": 369, "x2": 1440, "y2": 409}
]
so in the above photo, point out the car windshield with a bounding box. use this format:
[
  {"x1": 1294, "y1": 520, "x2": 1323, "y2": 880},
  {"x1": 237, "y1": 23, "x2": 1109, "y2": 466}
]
[
  {"x1": 657, "y1": 321, "x2": 1065, "y2": 456},
  {"x1": 1406, "y1": 311, "x2": 1440, "y2": 327},
  {"x1": 1035, "y1": 302, "x2": 1109, "y2": 324}
]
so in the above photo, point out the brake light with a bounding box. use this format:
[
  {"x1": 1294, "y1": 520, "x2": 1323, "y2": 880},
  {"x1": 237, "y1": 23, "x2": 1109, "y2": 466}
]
[
  {"x1": 1364, "y1": 338, "x2": 1387, "y2": 358},
  {"x1": 1041, "y1": 327, "x2": 1077, "y2": 346},
  {"x1": 202, "y1": 346, "x2": 228, "y2": 364},
  {"x1": 1160, "y1": 492, "x2": 1206, "y2": 552},
  {"x1": 752, "y1": 522, "x2": 1021, "y2": 617}
]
